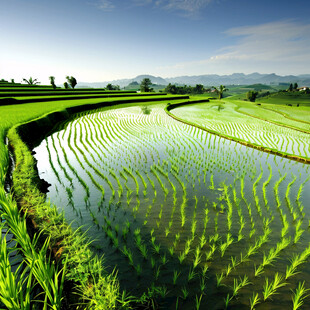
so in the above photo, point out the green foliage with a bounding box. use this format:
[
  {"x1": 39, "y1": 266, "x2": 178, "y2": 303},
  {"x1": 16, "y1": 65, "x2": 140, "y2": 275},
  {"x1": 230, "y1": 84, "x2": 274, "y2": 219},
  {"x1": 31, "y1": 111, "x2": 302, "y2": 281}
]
[
  {"x1": 106, "y1": 83, "x2": 120, "y2": 90},
  {"x1": 49, "y1": 76, "x2": 56, "y2": 90},
  {"x1": 212, "y1": 85, "x2": 228, "y2": 99},
  {"x1": 247, "y1": 90, "x2": 258, "y2": 102},
  {"x1": 66, "y1": 76, "x2": 77, "y2": 89},
  {"x1": 164, "y1": 83, "x2": 205, "y2": 94},
  {"x1": 22, "y1": 77, "x2": 40, "y2": 85},
  {"x1": 140, "y1": 78, "x2": 153, "y2": 92}
]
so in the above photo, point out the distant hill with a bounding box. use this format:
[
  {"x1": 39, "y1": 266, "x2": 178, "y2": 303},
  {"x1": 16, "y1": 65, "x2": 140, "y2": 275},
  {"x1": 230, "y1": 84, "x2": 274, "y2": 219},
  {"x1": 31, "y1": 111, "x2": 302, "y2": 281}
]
[{"x1": 77, "y1": 73, "x2": 310, "y2": 88}]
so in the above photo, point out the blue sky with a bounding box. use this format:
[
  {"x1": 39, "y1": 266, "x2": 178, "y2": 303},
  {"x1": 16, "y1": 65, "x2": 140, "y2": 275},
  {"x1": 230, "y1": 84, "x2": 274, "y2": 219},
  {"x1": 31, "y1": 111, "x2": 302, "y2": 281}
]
[{"x1": 1, "y1": 0, "x2": 310, "y2": 84}]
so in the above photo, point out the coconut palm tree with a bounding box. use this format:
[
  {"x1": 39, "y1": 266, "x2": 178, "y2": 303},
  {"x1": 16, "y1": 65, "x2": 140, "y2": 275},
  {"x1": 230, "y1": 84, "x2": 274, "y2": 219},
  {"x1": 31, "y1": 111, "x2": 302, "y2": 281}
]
[
  {"x1": 212, "y1": 85, "x2": 228, "y2": 99},
  {"x1": 22, "y1": 77, "x2": 40, "y2": 85},
  {"x1": 49, "y1": 76, "x2": 56, "y2": 89}
]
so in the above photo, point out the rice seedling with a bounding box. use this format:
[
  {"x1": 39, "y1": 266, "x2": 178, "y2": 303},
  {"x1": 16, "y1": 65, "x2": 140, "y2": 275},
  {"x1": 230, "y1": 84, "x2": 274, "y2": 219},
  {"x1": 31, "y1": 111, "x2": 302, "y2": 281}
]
[
  {"x1": 291, "y1": 281, "x2": 309, "y2": 310},
  {"x1": 232, "y1": 275, "x2": 251, "y2": 297},
  {"x1": 249, "y1": 292, "x2": 260, "y2": 310},
  {"x1": 181, "y1": 287, "x2": 189, "y2": 300},
  {"x1": 193, "y1": 246, "x2": 202, "y2": 269},
  {"x1": 154, "y1": 265, "x2": 161, "y2": 280},
  {"x1": 188, "y1": 267, "x2": 197, "y2": 282},
  {"x1": 173, "y1": 270, "x2": 181, "y2": 285},
  {"x1": 216, "y1": 272, "x2": 224, "y2": 287},
  {"x1": 294, "y1": 219, "x2": 304, "y2": 244},
  {"x1": 152, "y1": 243, "x2": 161, "y2": 255},
  {"x1": 224, "y1": 294, "x2": 232, "y2": 310},
  {"x1": 263, "y1": 273, "x2": 286, "y2": 301},
  {"x1": 195, "y1": 294, "x2": 203, "y2": 310},
  {"x1": 135, "y1": 264, "x2": 142, "y2": 276},
  {"x1": 199, "y1": 235, "x2": 207, "y2": 249}
]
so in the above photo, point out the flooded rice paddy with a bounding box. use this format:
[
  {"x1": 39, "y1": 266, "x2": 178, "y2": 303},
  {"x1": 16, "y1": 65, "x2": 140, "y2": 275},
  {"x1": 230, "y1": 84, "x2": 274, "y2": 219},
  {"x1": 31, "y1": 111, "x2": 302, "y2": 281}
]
[{"x1": 34, "y1": 104, "x2": 310, "y2": 309}]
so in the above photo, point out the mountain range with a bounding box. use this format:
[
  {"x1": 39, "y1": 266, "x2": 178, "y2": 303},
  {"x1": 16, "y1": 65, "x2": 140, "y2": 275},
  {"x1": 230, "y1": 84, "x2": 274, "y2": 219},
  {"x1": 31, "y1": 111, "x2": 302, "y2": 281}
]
[{"x1": 77, "y1": 73, "x2": 310, "y2": 88}]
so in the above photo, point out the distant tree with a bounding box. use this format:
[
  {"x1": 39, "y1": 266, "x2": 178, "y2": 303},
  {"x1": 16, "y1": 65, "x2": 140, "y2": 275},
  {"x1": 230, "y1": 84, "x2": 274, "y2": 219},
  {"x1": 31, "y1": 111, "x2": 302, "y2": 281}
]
[
  {"x1": 106, "y1": 83, "x2": 120, "y2": 90},
  {"x1": 288, "y1": 83, "x2": 293, "y2": 92},
  {"x1": 49, "y1": 76, "x2": 56, "y2": 90},
  {"x1": 246, "y1": 90, "x2": 258, "y2": 102},
  {"x1": 140, "y1": 78, "x2": 153, "y2": 92},
  {"x1": 212, "y1": 85, "x2": 227, "y2": 99},
  {"x1": 22, "y1": 77, "x2": 40, "y2": 85},
  {"x1": 66, "y1": 76, "x2": 77, "y2": 89},
  {"x1": 11, "y1": 79, "x2": 15, "y2": 84},
  {"x1": 164, "y1": 83, "x2": 178, "y2": 94},
  {"x1": 293, "y1": 83, "x2": 298, "y2": 90},
  {"x1": 64, "y1": 82, "x2": 69, "y2": 89},
  {"x1": 193, "y1": 84, "x2": 204, "y2": 94}
]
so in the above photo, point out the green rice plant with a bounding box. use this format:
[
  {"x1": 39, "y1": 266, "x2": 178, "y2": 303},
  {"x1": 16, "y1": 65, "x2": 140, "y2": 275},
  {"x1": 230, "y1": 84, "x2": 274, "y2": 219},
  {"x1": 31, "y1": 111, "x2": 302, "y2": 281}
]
[
  {"x1": 0, "y1": 225, "x2": 32, "y2": 310},
  {"x1": 249, "y1": 292, "x2": 260, "y2": 310},
  {"x1": 285, "y1": 244, "x2": 310, "y2": 280},
  {"x1": 201, "y1": 263, "x2": 209, "y2": 278},
  {"x1": 154, "y1": 265, "x2": 161, "y2": 280},
  {"x1": 254, "y1": 264, "x2": 264, "y2": 277},
  {"x1": 214, "y1": 212, "x2": 219, "y2": 233},
  {"x1": 263, "y1": 273, "x2": 286, "y2": 301},
  {"x1": 274, "y1": 173, "x2": 287, "y2": 208},
  {"x1": 294, "y1": 219, "x2": 304, "y2": 244},
  {"x1": 152, "y1": 242, "x2": 161, "y2": 255},
  {"x1": 173, "y1": 270, "x2": 181, "y2": 285},
  {"x1": 209, "y1": 173, "x2": 215, "y2": 189},
  {"x1": 281, "y1": 215, "x2": 289, "y2": 238},
  {"x1": 181, "y1": 287, "x2": 189, "y2": 300},
  {"x1": 135, "y1": 264, "x2": 142, "y2": 277},
  {"x1": 157, "y1": 285, "x2": 168, "y2": 298},
  {"x1": 188, "y1": 267, "x2": 197, "y2": 282},
  {"x1": 139, "y1": 244, "x2": 148, "y2": 260},
  {"x1": 191, "y1": 219, "x2": 197, "y2": 238},
  {"x1": 232, "y1": 275, "x2": 251, "y2": 297},
  {"x1": 199, "y1": 235, "x2": 207, "y2": 249},
  {"x1": 216, "y1": 272, "x2": 224, "y2": 287},
  {"x1": 195, "y1": 294, "x2": 203, "y2": 310},
  {"x1": 193, "y1": 246, "x2": 202, "y2": 269},
  {"x1": 161, "y1": 254, "x2": 168, "y2": 265},
  {"x1": 178, "y1": 251, "x2": 186, "y2": 264},
  {"x1": 122, "y1": 226, "x2": 129, "y2": 241},
  {"x1": 225, "y1": 264, "x2": 233, "y2": 277},
  {"x1": 121, "y1": 245, "x2": 134, "y2": 266},
  {"x1": 224, "y1": 293, "x2": 232, "y2": 310},
  {"x1": 151, "y1": 257, "x2": 156, "y2": 269},
  {"x1": 291, "y1": 281, "x2": 309, "y2": 310}
]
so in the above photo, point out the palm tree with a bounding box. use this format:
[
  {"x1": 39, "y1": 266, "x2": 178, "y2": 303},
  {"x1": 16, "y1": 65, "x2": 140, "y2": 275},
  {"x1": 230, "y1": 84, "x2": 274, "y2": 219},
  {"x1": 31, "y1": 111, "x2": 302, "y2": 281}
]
[
  {"x1": 49, "y1": 76, "x2": 56, "y2": 89},
  {"x1": 212, "y1": 85, "x2": 228, "y2": 99},
  {"x1": 22, "y1": 77, "x2": 40, "y2": 85}
]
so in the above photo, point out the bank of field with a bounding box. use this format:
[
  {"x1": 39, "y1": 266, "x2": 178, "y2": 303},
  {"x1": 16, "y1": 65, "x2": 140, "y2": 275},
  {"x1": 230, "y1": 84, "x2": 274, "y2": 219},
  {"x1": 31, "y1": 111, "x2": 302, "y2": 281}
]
[{"x1": 1, "y1": 87, "x2": 310, "y2": 309}]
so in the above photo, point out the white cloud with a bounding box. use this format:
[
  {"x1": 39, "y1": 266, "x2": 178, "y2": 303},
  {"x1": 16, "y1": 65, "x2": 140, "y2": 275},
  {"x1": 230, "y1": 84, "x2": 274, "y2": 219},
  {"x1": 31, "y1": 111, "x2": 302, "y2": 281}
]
[
  {"x1": 95, "y1": 0, "x2": 115, "y2": 11},
  {"x1": 157, "y1": 20, "x2": 310, "y2": 75},
  {"x1": 159, "y1": 0, "x2": 214, "y2": 14},
  {"x1": 132, "y1": 0, "x2": 215, "y2": 15}
]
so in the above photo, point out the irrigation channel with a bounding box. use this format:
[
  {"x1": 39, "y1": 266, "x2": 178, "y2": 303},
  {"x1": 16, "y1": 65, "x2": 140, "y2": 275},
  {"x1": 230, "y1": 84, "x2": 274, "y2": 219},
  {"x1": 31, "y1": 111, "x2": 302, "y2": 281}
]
[{"x1": 33, "y1": 103, "x2": 310, "y2": 309}]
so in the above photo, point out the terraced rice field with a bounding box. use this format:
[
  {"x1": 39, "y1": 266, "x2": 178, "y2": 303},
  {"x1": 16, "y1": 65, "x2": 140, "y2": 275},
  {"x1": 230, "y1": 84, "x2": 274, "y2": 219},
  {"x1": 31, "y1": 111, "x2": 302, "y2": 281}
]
[
  {"x1": 34, "y1": 103, "x2": 310, "y2": 309},
  {"x1": 171, "y1": 101, "x2": 310, "y2": 160}
]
